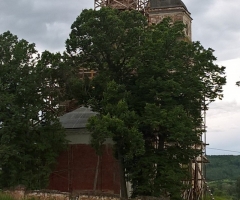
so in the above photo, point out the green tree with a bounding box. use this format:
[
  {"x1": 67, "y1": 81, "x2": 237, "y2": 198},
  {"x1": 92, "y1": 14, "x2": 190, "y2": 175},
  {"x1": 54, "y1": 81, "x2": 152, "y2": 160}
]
[
  {"x1": 66, "y1": 8, "x2": 148, "y2": 198},
  {"x1": 236, "y1": 177, "x2": 240, "y2": 199},
  {"x1": 0, "y1": 31, "x2": 67, "y2": 189},
  {"x1": 66, "y1": 8, "x2": 226, "y2": 199}
]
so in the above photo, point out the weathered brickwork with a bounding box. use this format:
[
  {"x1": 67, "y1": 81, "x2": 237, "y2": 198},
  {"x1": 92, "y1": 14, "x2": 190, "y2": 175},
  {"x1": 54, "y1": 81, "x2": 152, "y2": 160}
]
[
  {"x1": 148, "y1": 6, "x2": 192, "y2": 41},
  {"x1": 48, "y1": 144, "x2": 120, "y2": 194}
]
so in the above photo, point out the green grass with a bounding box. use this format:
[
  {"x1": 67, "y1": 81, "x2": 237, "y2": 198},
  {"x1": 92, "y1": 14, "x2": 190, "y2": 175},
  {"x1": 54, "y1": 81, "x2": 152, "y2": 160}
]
[
  {"x1": 0, "y1": 193, "x2": 38, "y2": 200},
  {"x1": 0, "y1": 193, "x2": 15, "y2": 200},
  {"x1": 211, "y1": 196, "x2": 233, "y2": 200}
]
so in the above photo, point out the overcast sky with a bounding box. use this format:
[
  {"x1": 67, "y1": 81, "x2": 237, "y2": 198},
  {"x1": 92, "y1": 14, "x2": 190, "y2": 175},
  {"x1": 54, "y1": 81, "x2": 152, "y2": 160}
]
[{"x1": 0, "y1": 0, "x2": 239, "y2": 155}]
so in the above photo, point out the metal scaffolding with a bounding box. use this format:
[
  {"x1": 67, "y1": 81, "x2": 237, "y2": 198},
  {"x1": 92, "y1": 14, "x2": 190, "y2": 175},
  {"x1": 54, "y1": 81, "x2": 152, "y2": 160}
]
[{"x1": 94, "y1": 0, "x2": 149, "y2": 12}]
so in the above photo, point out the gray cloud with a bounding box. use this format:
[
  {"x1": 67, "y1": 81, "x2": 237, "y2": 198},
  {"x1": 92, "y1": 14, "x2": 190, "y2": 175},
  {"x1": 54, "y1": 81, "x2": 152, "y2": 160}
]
[
  {"x1": 207, "y1": 95, "x2": 240, "y2": 154},
  {"x1": 0, "y1": 0, "x2": 93, "y2": 52},
  {"x1": 206, "y1": 58, "x2": 240, "y2": 155},
  {"x1": 185, "y1": 0, "x2": 240, "y2": 61},
  {"x1": 1, "y1": 0, "x2": 240, "y2": 60}
]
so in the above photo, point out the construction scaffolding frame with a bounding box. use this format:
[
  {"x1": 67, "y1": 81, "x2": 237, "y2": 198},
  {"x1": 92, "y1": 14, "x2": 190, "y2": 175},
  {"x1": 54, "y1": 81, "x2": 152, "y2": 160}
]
[
  {"x1": 94, "y1": 0, "x2": 149, "y2": 12},
  {"x1": 182, "y1": 103, "x2": 209, "y2": 200}
]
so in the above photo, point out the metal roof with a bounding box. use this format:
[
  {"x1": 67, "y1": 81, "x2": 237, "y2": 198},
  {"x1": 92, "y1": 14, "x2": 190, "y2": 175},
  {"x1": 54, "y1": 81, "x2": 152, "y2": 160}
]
[
  {"x1": 59, "y1": 107, "x2": 97, "y2": 129},
  {"x1": 150, "y1": 0, "x2": 188, "y2": 11}
]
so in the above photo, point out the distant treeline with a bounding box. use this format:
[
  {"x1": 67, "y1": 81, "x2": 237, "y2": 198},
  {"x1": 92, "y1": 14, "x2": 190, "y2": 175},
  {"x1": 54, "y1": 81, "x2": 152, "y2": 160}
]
[{"x1": 206, "y1": 155, "x2": 240, "y2": 181}]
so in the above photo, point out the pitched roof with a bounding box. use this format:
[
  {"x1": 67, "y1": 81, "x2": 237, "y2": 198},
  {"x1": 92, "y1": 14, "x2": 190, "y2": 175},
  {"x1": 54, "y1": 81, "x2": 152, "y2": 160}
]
[{"x1": 60, "y1": 107, "x2": 96, "y2": 129}]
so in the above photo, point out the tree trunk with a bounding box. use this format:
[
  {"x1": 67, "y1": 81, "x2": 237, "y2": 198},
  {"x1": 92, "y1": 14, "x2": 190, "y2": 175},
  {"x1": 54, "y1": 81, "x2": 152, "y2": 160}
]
[
  {"x1": 93, "y1": 155, "x2": 100, "y2": 194},
  {"x1": 118, "y1": 148, "x2": 128, "y2": 198}
]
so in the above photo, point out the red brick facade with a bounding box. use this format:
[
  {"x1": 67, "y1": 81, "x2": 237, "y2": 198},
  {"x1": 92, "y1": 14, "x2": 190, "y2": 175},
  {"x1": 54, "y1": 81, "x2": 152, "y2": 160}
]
[{"x1": 48, "y1": 144, "x2": 120, "y2": 195}]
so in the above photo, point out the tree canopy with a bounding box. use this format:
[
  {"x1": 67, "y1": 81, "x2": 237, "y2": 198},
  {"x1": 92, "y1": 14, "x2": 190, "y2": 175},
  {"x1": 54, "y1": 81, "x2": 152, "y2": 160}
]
[
  {"x1": 66, "y1": 7, "x2": 226, "y2": 199},
  {"x1": 0, "y1": 31, "x2": 67, "y2": 189}
]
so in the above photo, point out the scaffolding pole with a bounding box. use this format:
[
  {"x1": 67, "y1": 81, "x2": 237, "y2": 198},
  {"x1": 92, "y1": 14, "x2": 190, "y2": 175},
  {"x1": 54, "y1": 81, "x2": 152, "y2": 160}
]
[{"x1": 94, "y1": 0, "x2": 149, "y2": 13}]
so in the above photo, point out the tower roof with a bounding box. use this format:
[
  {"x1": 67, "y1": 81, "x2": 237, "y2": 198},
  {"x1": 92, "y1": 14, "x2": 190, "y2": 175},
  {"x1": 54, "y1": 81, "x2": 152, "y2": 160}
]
[{"x1": 150, "y1": 0, "x2": 189, "y2": 11}]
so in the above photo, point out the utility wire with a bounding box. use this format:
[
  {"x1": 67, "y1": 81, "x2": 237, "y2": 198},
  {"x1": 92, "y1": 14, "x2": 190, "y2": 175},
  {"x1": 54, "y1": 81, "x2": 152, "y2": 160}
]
[{"x1": 207, "y1": 147, "x2": 240, "y2": 154}]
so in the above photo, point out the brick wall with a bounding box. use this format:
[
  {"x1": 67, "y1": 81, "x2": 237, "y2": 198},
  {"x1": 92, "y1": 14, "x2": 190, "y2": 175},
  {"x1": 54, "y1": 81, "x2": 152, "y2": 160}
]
[{"x1": 48, "y1": 144, "x2": 120, "y2": 195}]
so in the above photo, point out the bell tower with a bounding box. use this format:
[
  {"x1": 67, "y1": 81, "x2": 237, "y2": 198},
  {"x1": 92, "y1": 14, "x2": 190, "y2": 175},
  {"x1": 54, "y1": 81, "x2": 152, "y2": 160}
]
[
  {"x1": 148, "y1": 0, "x2": 192, "y2": 41},
  {"x1": 94, "y1": 0, "x2": 192, "y2": 40}
]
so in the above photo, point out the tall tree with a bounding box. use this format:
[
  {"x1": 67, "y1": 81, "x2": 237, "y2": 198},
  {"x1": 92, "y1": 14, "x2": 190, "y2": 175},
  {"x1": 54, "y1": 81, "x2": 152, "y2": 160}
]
[
  {"x1": 124, "y1": 19, "x2": 226, "y2": 198},
  {"x1": 0, "y1": 31, "x2": 67, "y2": 189},
  {"x1": 66, "y1": 8, "x2": 226, "y2": 199},
  {"x1": 66, "y1": 8, "x2": 148, "y2": 198}
]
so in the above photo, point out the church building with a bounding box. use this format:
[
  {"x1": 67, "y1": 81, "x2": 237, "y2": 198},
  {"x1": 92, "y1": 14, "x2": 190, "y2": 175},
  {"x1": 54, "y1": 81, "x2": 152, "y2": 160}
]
[{"x1": 49, "y1": 1, "x2": 208, "y2": 199}]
